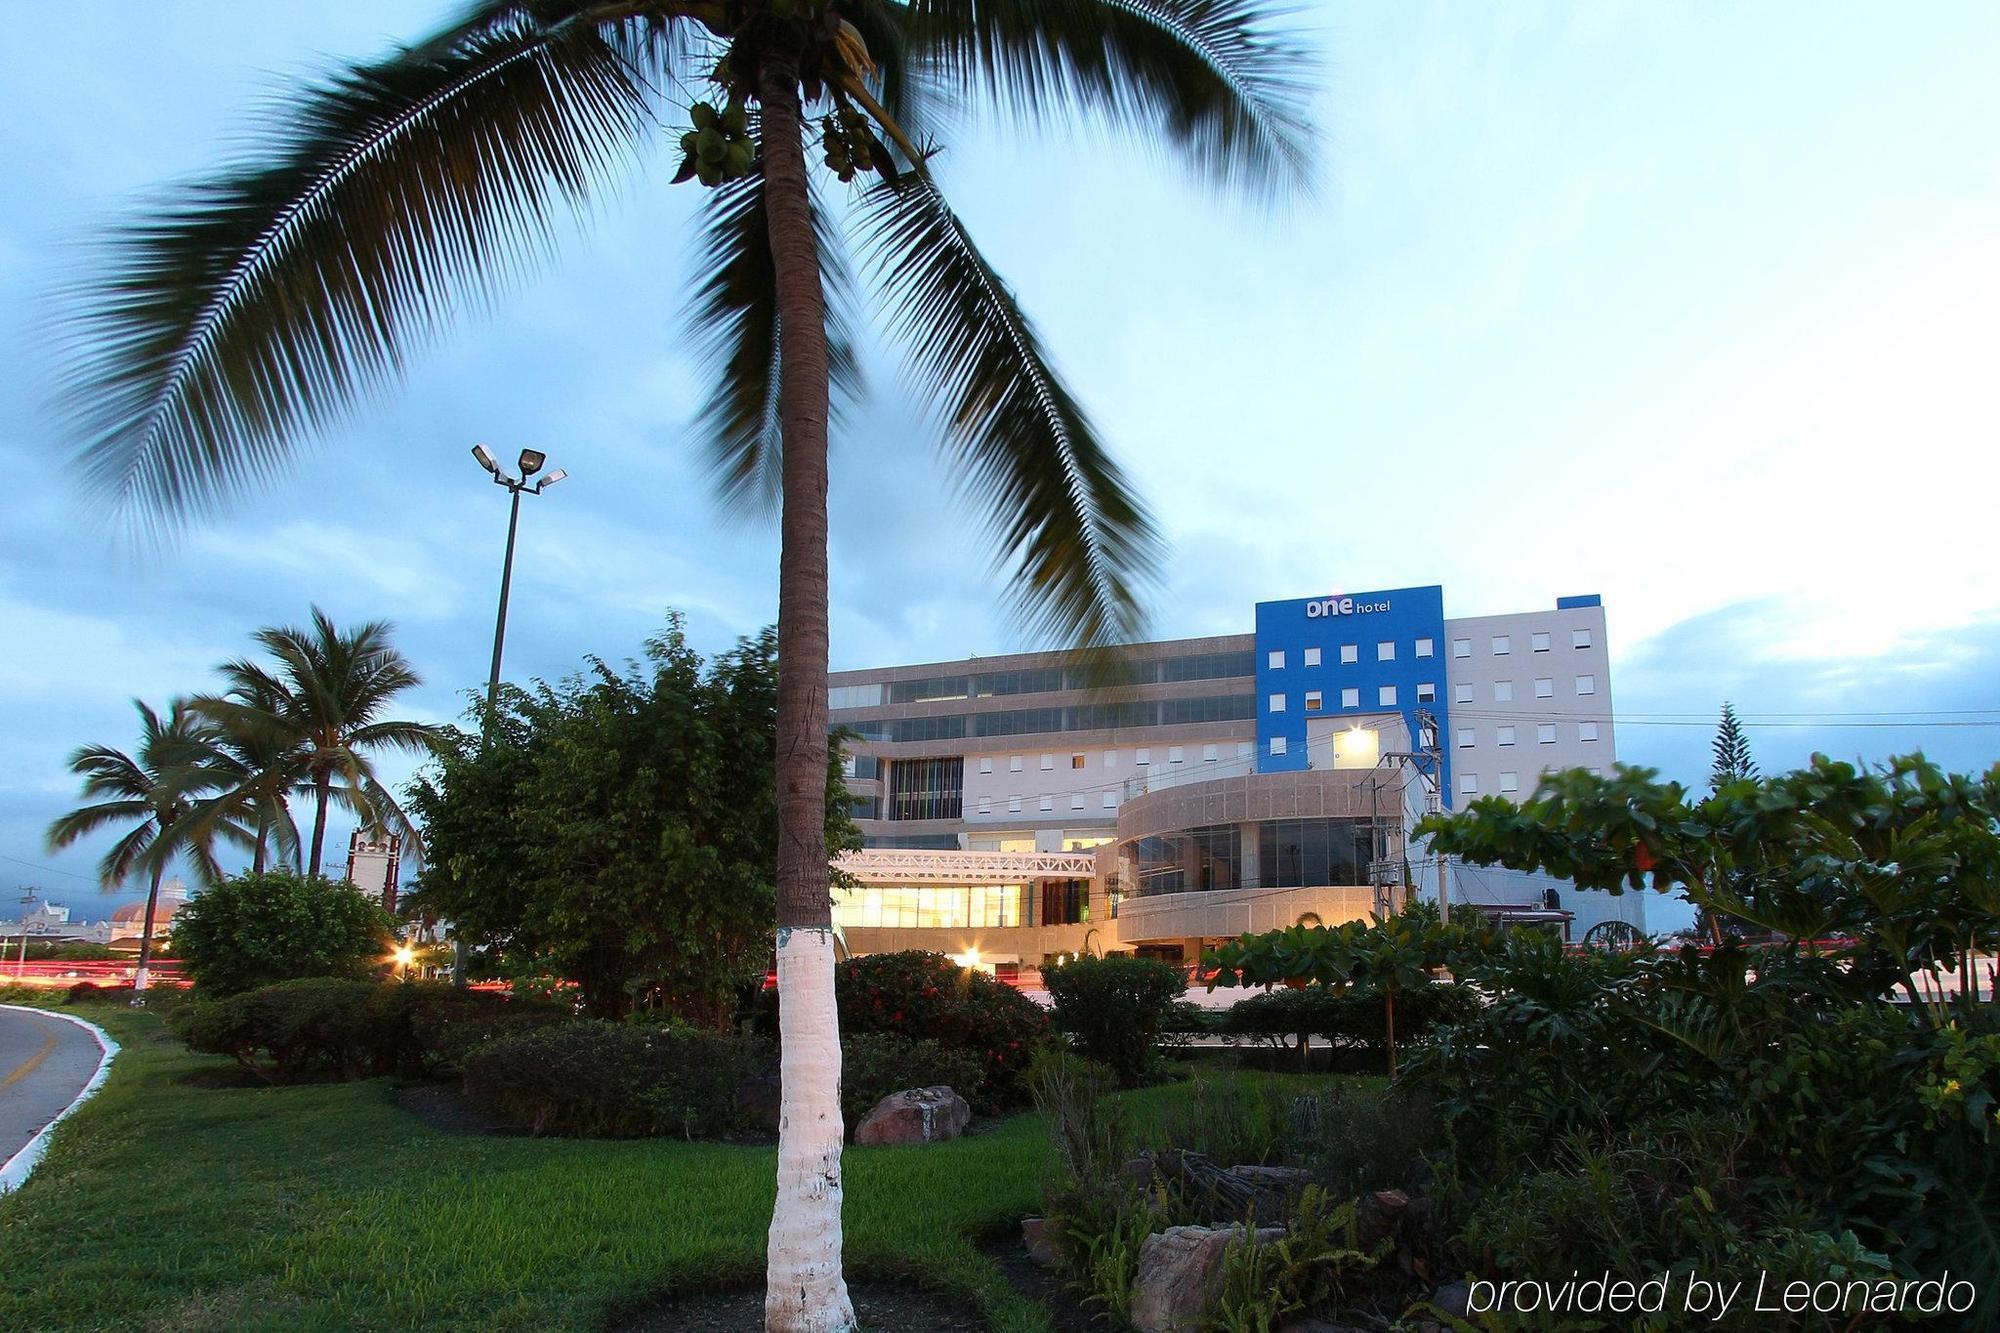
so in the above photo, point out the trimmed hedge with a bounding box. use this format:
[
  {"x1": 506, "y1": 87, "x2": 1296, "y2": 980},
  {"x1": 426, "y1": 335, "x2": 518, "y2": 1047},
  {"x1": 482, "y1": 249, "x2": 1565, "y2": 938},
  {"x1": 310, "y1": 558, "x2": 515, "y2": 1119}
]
[
  {"x1": 462, "y1": 1021, "x2": 768, "y2": 1139},
  {"x1": 167, "y1": 978, "x2": 569, "y2": 1084},
  {"x1": 840, "y1": 1031, "x2": 984, "y2": 1131},
  {"x1": 1222, "y1": 981, "x2": 1480, "y2": 1060},
  {"x1": 761, "y1": 951, "x2": 1048, "y2": 1107}
]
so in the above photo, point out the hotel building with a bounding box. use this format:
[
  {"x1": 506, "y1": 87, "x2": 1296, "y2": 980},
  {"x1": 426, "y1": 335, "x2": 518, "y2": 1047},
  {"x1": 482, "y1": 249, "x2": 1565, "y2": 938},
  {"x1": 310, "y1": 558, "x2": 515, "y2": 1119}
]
[{"x1": 827, "y1": 585, "x2": 1643, "y2": 978}]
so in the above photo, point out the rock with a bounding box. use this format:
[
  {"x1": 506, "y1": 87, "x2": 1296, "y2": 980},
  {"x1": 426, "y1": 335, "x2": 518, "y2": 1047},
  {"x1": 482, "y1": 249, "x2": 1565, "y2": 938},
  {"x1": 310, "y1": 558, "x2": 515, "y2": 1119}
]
[
  {"x1": 1433, "y1": 1281, "x2": 1472, "y2": 1319},
  {"x1": 853, "y1": 1085, "x2": 970, "y2": 1146},
  {"x1": 1021, "y1": 1216, "x2": 1055, "y2": 1268},
  {"x1": 1355, "y1": 1187, "x2": 1411, "y2": 1248},
  {"x1": 1131, "y1": 1224, "x2": 1282, "y2": 1333},
  {"x1": 1122, "y1": 1155, "x2": 1159, "y2": 1189}
]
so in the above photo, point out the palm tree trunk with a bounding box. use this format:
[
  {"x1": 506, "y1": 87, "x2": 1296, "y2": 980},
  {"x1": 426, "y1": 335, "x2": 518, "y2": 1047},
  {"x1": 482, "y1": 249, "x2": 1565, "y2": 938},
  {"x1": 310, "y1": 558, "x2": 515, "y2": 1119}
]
[
  {"x1": 253, "y1": 813, "x2": 269, "y2": 876},
  {"x1": 309, "y1": 773, "x2": 331, "y2": 878},
  {"x1": 758, "y1": 50, "x2": 855, "y2": 1333},
  {"x1": 132, "y1": 858, "x2": 166, "y2": 1004}
]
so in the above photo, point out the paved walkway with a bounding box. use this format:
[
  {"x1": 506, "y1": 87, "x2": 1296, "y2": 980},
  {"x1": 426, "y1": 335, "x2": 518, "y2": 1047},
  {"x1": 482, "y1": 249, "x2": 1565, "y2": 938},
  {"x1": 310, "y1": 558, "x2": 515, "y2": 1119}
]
[{"x1": 0, "y1": 1006, "x2": 105, "y2": 1171}]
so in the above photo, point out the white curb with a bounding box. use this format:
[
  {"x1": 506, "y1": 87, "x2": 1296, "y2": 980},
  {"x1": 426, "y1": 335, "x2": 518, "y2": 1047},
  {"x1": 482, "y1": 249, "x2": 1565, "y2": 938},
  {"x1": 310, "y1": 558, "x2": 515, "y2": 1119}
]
[{"x1": 0, "y1": 1005, "x2": 120, "y2": 1195}]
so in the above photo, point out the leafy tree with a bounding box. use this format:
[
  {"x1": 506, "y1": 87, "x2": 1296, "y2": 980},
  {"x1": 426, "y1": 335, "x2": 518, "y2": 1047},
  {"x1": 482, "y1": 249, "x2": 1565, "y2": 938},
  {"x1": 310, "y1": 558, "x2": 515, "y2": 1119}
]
[
  {"x1": 45, "y1": 699, "x2": 250, "y2": 995},
  {"x1": 1419, "y1": 756, "x2": 2000, "y2": 1025},
  {"x1": 170, "y1": 869, "x2": 396, "y2": 995},
  {"x1": 196, "y1": 609, "x2": 438, "y2": 877},
  {"x1": 1709, "y1": 700, "x2": 1757, "y2": 793},
  {"x1": 407, "y1": 620, "x2": 854, "y2": 1023},
  {"x1": 59, "y1": 1, "x2": 1313, "y2": 1317},
  {"x1": 1042, "y1": 953, "x2": 1185, "y2": 1084}
]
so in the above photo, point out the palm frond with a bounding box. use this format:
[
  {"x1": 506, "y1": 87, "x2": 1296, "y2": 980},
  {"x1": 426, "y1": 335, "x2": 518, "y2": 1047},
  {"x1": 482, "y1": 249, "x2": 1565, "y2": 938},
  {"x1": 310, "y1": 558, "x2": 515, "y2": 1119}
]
[
  {"x1": 59, "y1": 10, "x2": 661, "y2": 528},
  {"x1": 858, "y1": 168, "x2": 1161, "y2": 646},
  {"x1": 901, "y1": 0, "x2": 1315, "y2": 198},
  {"x1": 689, "y1": 163, "x2": 864, "y2": 516}
]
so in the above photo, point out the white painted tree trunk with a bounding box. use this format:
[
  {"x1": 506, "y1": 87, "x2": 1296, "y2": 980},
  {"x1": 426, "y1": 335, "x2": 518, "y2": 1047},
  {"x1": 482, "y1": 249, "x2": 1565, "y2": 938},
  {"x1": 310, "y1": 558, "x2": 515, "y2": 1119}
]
[{"x1": 766, "y1": 925, "x2": 856, "y2": 1332}]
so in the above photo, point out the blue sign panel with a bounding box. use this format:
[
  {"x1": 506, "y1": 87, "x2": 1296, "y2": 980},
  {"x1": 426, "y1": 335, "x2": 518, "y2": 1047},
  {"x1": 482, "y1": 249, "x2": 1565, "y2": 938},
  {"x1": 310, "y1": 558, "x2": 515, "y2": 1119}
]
[{"x1": 1253, "y1": 585, "x2": 1449, "y2": 792}]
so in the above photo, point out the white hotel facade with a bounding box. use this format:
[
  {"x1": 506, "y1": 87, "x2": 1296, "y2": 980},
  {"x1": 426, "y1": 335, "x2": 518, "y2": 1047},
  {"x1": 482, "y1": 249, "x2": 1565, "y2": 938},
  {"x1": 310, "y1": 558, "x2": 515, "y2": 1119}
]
[{"x1": 827, "y1": 586, "x2": 1644, "y2": 979}]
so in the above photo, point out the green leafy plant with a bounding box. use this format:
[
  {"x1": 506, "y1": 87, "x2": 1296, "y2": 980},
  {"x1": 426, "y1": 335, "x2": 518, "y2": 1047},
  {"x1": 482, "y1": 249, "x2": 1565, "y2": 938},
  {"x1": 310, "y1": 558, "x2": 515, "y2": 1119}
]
[
  {"x1": 168, "y1": 977, "x2": 385, "y2": 1083},
  {"x1": 1042, "y1": 952, "x2": 1187, "y2": 1084},
  {"x1": 1209, "y1": 1187, "x2": 1384, "y2": 1333},
  {"x1": 461, "y1": 1020, "x2": 769, "y2": 1139},
  {"x1": 170, "y1": 869, "x2": 394, "y2": 996}
]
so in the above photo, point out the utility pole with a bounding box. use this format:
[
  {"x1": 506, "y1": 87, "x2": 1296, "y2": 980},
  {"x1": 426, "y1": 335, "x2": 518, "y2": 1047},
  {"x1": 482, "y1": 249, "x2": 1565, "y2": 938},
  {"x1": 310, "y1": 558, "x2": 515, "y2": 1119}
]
[{"x1": 17, "y1": 888, "x2": 35, "y2": 981}]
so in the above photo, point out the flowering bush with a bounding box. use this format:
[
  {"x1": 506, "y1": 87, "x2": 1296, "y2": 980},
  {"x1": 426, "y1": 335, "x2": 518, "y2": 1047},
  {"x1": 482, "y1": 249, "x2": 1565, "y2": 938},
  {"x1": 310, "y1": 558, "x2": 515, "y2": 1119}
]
[{"x1": 823, "y1": 951, "x2": 1048, "y2": 1105}]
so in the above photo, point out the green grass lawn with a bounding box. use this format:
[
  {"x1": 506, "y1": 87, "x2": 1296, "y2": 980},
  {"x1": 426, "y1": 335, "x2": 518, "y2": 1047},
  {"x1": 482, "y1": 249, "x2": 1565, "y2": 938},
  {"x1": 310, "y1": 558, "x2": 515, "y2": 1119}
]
[{"x1": 0, "y1": 1002, "x2": 1348, "y2": 1332}]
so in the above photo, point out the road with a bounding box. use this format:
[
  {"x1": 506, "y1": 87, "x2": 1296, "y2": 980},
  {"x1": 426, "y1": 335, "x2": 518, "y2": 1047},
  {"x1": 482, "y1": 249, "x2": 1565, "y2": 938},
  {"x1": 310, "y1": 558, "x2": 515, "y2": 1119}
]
[{"x1": 0, "y1": 1006, "x2": 105, "y2": 1172}]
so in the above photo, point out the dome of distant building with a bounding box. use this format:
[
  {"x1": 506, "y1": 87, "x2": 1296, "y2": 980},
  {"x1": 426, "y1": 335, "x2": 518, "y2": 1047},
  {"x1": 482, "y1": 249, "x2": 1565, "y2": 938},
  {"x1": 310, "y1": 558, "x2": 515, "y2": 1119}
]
[{"x1": 109, "y1": 880, "x2": 190, "y2": 938}]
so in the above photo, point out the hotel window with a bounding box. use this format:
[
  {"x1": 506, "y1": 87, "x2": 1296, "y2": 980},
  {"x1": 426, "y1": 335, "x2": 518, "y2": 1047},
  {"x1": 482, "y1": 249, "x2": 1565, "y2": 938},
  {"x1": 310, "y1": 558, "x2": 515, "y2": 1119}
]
[
  {"x1": 1268, "y1": 650, "x2": 1285, "y2": 669},
  {"x1": 1417, "y1": 682, "x2": 1436, "y2": 702},
  {"x1": 1494, "y1": 681, "x2": 1514, "y2": 702},
  {"x1": 1071, "y1": 753, "x2": 1086, "y2": 769},
  {"x1": 1579, "y1": 721, "x2": 1599, "y2": 742},
  {"x1": 1573, "y1": 628, "x2": 1593, "y2": 649},
  {"x1": 1103, "y1": 791, "x2": 1118, "y2": 808},
  {"x1": 1040, "y1": 754, "x2": 1054, "y2": 770},
  {"x1": 1454, "y1": 682, "x2": 1472, "y2": 704},
  {"x1": 977, "y1": 797, "x2": 992, "y2": 815},
  {"x1": 1500, "y1": 772, "x2": 1519, "y2": 794},
  {"x1": 1238, "y1": 741, "x2": 1254, "y2": 761},
  {"x1": 1532, "y1": 631, "x2": 1551, "y2": 652},
  {"x1": 1576, "y1": 675, "x2": 1597, "y2": 696},
  {"x1": 1377, "y1": 640, "x2": 1395, "y2": 661},
  {"x1": 841, "y1": 754, "x2": 857, "y2": 777},
  {"x1": 978, "y1": 757, "x2": 994, "y2": 775},
  {"x1": 1534, "y1": 678, "x2": 1554, "y2": 699},
  {"x1": 887, "y1": 756, "x2": 964, "y2": 821},
  {"x1": 1039, "y1": 795, "x2": 1054, "y2": 811},
  {"x1": 1453, "y1": 638, "x2": 1471, "y2": 658},
  {"x1": 1341, "y1": 687, "x2": 1360, "y2": 708},
  {"x1": 1416, "y1": 637, "x2": 1435, "y2": 658},
  {"x1": 1341, "y1": 644, "x2": 1359, "y2": 664},
  {"x1": 1010, "y1": 755, "x2": 1023, "y2": 772},
  {"x1": 1459, "y1": 773, "x2": 1479, "y2": 795},
  {"x1": 1538, "y1": 723, "x2": 1557, "y2": 744},
  {"x1": 1305, "y1": 690, "x2": 1323, "y2": 712},
  {"x1": 1588, "y1": 766, "x2": 1604, "y2": 777},
  {"x1": 1136, "y1": 747, "x2": 1151, "y2": 765},
  {"x1": 1104, "y1": 751, "x2": 1117, "y2": 767},
  {"x1": 1203, "y1": 744, "x2": 1220, "y2": 763},
  {"x1": 1008, "y1": 794, "x2": 1023, "y2": 813},
  {"x1": 1497, "y1": 726, "x2": 1515, "y2": 746},
  {"x1": 1268, "y1": 693, "x2": 1286, "y2": 713},
  {"x1": 1492, "y1": 635, "x2": 1511, "y2": 655},
  {"x1": 1303, "y1": 647, "x2": 1322, "y2": 667},
  {"x1": 1168, "y1": 745, "x2": 1185, "y2": 764},
  {"x1": 1270, "y1": 736, "x2": 1288, "y2": 756},
  {"x1": 1457, "y1": 728, "x2": 1475, "y2": 748},
  {"x1": 1070, "y1": 793, "x2": 1085, "y2": 810},
  {"x1": 1378, "y1": 685, "x2": 1397, "y2": 706}
]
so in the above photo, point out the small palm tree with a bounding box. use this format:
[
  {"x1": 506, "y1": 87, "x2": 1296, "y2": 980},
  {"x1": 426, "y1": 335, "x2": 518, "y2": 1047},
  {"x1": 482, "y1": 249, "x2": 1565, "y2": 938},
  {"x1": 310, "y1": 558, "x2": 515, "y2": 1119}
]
[
  {"x1": 198, "y1": 609, "x2": 438, "y2": 878},
  {"x1": 59, "y1": 3, "x2": 1312, "y2": 1323},
  {"x1": 45, "y1": 699, "x2": 249, "y2": 994},
  {"x1": 187, "y1": 663, "x2": 305, "y2": 875}
]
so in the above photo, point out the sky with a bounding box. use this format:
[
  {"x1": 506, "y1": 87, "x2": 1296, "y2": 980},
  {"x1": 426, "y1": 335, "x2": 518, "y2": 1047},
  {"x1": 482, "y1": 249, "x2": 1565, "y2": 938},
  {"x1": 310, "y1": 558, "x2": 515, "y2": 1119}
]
[{"x1": 1, "y1": 2, "x2": 1996, "y2": 933}]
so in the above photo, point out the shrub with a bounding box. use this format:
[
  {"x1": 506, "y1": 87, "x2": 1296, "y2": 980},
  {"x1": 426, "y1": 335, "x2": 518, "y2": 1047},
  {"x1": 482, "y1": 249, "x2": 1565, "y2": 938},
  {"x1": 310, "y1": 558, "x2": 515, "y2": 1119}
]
[
  {"x1": 1222, "y1": 982, "x2": 1479, "y2": 1068},
  {"x1": 168, "y1": 978, "x2": 384, "y2": 1083},
  {"x1": 839, "y1": 1031, "x2": 984, "y2": 1130},
  {"x1": 1042, "y1": 953, "x2": 1186, "y2": 1084},
  {"x1": 366, "y1": 981, "x2": 569, "y2": 1078},
  {"x1": 171, "y1": 870, "x2": 394, "y2": 995},
  {"x1": 66, "y1": 981, "x2": 137, "y2": 1004},
  {"x1": 766, "y1": 951, "x2": 1048, "y2": 1104},
  {"x1": 461, "y1": 1021, "x2": 768, "y2": 1138}
]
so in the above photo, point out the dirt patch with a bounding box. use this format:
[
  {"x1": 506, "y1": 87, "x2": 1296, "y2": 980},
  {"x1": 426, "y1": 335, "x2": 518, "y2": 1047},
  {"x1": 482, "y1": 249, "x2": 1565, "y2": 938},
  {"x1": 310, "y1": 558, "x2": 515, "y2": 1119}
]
[
  {"x1": 613, "y1": 1281, "x2": 986, "y2": 1332},
  {"x1": 981, "y1": 1235, "x2": 1102, "y2": 1332},
  {"x1": 394, "y1": 1082, "x2": 512, "y2": 1135}
]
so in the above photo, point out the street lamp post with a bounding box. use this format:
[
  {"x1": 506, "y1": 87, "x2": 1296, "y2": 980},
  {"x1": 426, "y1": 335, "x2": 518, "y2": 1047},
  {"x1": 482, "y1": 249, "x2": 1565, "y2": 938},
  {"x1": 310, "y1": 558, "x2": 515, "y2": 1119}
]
[
  {"x1": 454, "y1": 446, "x2": 566, "y2": 986},
  {"x1": 472, "y1": 444, "x2": 567, "y2": 712}
]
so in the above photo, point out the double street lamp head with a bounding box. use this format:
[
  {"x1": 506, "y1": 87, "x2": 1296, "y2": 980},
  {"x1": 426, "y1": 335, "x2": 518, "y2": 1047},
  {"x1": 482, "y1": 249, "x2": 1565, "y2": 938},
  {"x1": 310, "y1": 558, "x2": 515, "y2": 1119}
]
[{"x1": 469, "y1": 443, "x2": 566, "y2": 492}]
